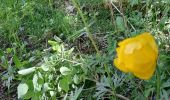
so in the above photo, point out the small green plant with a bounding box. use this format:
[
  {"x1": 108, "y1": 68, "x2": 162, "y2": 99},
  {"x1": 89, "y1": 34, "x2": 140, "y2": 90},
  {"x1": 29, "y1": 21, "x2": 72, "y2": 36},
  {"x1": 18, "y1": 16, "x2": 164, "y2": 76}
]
[
  {"x1": 17, "y1": 37, "x2": 87, "y2": 99},
  {"x1": 0, "y1": 46, "x2": 27, "y2": 89}
]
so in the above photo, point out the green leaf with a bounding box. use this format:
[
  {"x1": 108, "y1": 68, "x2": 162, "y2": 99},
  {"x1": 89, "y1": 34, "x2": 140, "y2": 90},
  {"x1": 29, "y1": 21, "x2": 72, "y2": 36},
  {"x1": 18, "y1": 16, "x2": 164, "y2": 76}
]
[
  {"x1": 33, "y1": 73, "x2": 42, "y2": 91},
  {"x1": 43, "y1": 83, "x2": 50, "y2": 92},
  {"x1": 18, "y1": 67, "x2": 36, "y2": 75},
  {"x1": 38, "y1": 76, "x2": 44, "y2": 85},
  {"x1": 54, "y1": 35, "x2": 62, "y2": 43},
  {"x1": 144, "y1": 88, "x2": 154, "y2": 97},
  {"x1": 41, "y1": 64, "x2": 49, "y2": 71},
  {"x1": 129, "y1": 0, "x2": 139, "y2": 6},
  {"x1": 6, "y1": 48, "x2": 12, "y2": 53},
  {"x1": 161, "y1": 89, "x2": 169, "y2": 100},
  {"x1": 13, "y1": 55, "x2": 21, "y2": 68},
  {"x1": 23, "y1": 90, "x2": 34, "y2": 99},
  {"x1": 48, "y1": 40, "x2": 60, "y2": 51},
  {"x1": 26, "y1": 80, "x2": 34, "y2": 91},
  {"x1": 0, "y1": 49, "x2": 4, "y2": 57},
  {"x1": 48, "y1": 40, "x2": 58, "y2": 46},
  {"x1": 164, "y1": 0, "x2": 170, "y2": 3},
  {"x1": 50, "y1": 91, "x2": 56, "y2": 100},
  {"x1": 161, "y1": 81, "x2": 170, "y2": 88},
  {"x1": 17, "y1": 83, "x2": 28, "y2": 99},
  {"x1": 73, "y1": 74, "x2": 79, "y2": 84},
  {"x1": 67, "y1": 48, "x2": 74, "y2": 55},
  {"x1": 116, "y1": 16, "x2": 125, "y2": 32},
  {"x1": 59, "y1": 79, "x2": 69, "y2": 92},
  {"x1": 1, "y1": 56, "x2": 8, "y2": 68},
  {"x1": 60, "y1": 67, "x2": 71, "y2": 75},
  {"x1": 50, "y1": 91, "x2": 55, "y2": 97},
  {"x1": 31, "y1": 94, "x2": 39, "y2": 100},
  {"x1": 58, "y1": 76, "x2": 72, "y2": 92}
]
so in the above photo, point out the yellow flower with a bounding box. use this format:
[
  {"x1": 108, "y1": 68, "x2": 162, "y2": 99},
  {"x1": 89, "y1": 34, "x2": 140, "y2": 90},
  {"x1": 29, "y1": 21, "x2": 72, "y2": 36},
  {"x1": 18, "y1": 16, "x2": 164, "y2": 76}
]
[{"x1": 114, "y1": 32, "x2": 158, "y2": 80}]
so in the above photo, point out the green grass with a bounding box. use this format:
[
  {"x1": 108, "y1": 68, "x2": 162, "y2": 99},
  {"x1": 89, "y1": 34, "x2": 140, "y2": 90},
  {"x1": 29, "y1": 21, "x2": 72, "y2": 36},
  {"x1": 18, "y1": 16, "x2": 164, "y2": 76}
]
[{"x1": 0, "y1": 0, "x2": 73, "y2": 48}]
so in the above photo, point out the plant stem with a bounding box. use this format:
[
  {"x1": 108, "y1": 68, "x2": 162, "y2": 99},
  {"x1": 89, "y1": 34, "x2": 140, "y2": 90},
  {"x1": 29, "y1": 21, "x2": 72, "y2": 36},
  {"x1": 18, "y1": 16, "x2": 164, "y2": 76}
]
[
  {"x1": 156, "y1": 67, "x2": 160, "y2": 100},
  {"x1": 71, "y1": 0, "x2": 100, "y2": 55},
  {"x1": 108, "y1": 90, "x2": 129, "y2": 100},
  {"x1": 110, "y1": 1, "x2": 136, "y2": 32}
]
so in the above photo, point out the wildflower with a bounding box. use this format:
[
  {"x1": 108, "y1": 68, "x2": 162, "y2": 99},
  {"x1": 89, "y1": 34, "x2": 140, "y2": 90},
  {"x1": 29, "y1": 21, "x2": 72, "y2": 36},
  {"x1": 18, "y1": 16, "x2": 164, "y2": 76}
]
[{"x1": 114, "y1": 32, "x2": 158, "y2": 80}]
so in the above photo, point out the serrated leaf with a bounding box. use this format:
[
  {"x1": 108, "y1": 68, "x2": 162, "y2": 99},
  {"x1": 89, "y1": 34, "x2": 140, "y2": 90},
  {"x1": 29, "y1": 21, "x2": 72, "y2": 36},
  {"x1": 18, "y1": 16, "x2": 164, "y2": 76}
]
[
  {"x1": 18, "y1": 67, "x2": 36, "y2": 75},
  {"x1": 161, "y1": 81, "x2": 170, "y2": 88},
  {"x1": 161, "y1": 89, "x2": 169, "y2": 100},
  {"x1": 17, "y1": 83, "x2": 28, "y2": 99}
]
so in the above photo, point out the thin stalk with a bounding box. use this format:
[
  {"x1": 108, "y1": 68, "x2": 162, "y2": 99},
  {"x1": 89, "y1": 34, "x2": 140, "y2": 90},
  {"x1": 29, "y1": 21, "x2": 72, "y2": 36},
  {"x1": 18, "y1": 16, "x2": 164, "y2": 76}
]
[
  {"x1": 0, "y1": 63, "x2": 7, "y2": 69},
  {"x1": 108, "y1": 90, "x2": 129, "y2": 100},
  {"x1": 110, "y1": 1, "x2": 136, "y2": 32},
  {"x1": 156, "y1": 67, "x2": 160, "y2": 100},
  {"x1": 108, "y1": 0, "x2": 116, "y2": 28},
  {"x1": 48, "y1": 0, "x2": 53, "y2": 10},
  {"x1": 71, "y1": 0, "x2": 100, "y2": 55},
  {"x1": 104, "y1": 63, "x2": 117, "y2": 100}
]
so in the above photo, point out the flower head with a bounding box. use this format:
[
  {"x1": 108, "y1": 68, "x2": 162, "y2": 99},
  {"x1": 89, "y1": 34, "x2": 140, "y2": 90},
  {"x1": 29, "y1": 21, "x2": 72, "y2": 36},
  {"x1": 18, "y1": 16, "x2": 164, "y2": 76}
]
[{"x1": 114, "y1": 32, "x2": 158, "y2": 80}]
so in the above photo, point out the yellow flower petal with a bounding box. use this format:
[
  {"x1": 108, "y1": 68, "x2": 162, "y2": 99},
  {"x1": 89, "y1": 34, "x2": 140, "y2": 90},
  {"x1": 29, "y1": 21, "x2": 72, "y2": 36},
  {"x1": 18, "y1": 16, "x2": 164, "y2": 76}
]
[
  {"x1": 133, "y1": 60, "x2": 156, "y2": 80},
  {"x1": 114, "y1": 58, "x2": 128, "y2": 72},
  {"x1": 114, "y1": 32, "x2": 158, "y2": 80},
  {"x1": 124, "y1": 41, "x2": 142, "y2": 54}
]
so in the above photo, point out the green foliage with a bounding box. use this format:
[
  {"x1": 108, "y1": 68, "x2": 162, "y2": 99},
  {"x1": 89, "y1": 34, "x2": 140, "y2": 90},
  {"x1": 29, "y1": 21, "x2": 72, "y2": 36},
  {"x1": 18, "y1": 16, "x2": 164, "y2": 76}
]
[
  {"x1": 17, "y1": 83, "x2": 28, "y2": 99},
  {"x1": 78, "y1": 0, "x2": 104, "y2": 5},
  {"x1": 0, "y1": 0, "x2": 73, "y2": 46},
  {"x1": 0, "y1": 46, "x2": 28, "y2": 90},
  {"x1": 17, "y1": 39, "x2": 86, "y2": 99}
]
